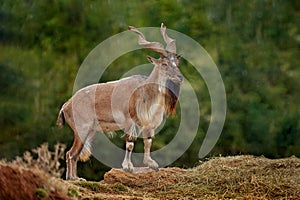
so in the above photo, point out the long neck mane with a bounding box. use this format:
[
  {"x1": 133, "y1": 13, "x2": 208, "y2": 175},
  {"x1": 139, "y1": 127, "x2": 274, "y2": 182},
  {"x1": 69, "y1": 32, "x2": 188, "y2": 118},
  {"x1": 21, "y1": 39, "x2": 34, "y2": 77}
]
[
  {"x1": 164, "y1": 79, "x2": 180, "y2": 116},
  {"x1": 129, "y1": 67, "x2": 180, "y2": 126},
  {"x1": 145, "y1": 67, "x2": 179, "y2": 116}
]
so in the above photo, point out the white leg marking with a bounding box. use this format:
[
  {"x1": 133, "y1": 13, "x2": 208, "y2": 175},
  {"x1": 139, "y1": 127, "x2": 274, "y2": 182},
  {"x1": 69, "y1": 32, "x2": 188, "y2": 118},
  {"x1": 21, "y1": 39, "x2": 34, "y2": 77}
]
[{"x1": 122, "y1": 142, "x2": 134, "y2": 172}]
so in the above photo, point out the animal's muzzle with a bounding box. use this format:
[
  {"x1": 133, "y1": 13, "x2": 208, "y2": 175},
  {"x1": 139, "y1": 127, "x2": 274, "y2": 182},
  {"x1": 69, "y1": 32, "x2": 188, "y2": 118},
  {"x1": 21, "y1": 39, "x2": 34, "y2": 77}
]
[
  {"x1": 172, "y1": 74, "x2": 183, "y2": 84},
  {"x1": 177, "y1": 74, "x2": 184, "y2": 83}
]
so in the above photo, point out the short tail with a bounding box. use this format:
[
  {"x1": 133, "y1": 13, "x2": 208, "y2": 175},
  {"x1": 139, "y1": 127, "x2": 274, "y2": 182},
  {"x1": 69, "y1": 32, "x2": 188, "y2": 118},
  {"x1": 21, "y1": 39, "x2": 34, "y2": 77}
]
[
  {"x1": 79, "y1": 132, "x2": 95, "y2": 162},
  {"x1": 57, "y1": 109, "x2": 65, "y2": 128}
]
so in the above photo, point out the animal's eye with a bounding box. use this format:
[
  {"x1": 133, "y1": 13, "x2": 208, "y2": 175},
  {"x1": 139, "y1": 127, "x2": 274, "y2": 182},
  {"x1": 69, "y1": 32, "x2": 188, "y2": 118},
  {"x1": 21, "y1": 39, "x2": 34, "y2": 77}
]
[{"x1": 162, "y1": 63, "x2": 168, "y2": 67}]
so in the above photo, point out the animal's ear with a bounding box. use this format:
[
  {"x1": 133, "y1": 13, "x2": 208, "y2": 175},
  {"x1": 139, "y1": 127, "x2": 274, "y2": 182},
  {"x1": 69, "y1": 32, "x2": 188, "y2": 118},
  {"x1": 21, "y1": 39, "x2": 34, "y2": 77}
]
[{"x1": 147, "y1": 56, "x2": 158, "y2": 64}]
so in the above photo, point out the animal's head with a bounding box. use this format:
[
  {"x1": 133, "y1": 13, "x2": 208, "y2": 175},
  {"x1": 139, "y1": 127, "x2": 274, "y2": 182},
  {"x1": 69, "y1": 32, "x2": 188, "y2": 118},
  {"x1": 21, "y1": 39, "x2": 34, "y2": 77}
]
[
  {"x1": 146, "y1": 53, "x2": 183, "y2": 84},
  {"x1": 129, "y1": 23, "x2": 183, "y2": 85}
]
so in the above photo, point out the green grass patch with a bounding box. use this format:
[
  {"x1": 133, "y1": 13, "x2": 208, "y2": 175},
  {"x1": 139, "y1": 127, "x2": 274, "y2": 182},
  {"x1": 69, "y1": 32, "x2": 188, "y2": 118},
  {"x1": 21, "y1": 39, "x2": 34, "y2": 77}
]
[{"x1": 74, "y1": 181, "x2": 111, "y2": 193}]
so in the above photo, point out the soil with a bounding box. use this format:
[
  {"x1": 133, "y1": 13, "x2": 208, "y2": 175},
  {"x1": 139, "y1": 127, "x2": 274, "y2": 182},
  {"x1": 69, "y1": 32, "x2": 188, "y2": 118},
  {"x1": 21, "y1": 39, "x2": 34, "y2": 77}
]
[
  {"x1": 0, "y1": 165, "x2": 70, "y2": 200},
  {"x1": 0, "y1": 155, "x2": 299, "y2": 200}
]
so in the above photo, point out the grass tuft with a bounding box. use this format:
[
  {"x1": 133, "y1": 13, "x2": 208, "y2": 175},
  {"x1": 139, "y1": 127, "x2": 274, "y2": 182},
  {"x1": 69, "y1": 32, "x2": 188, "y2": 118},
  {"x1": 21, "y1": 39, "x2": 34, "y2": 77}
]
[
  {"x1": 67, "y1": 187, "x2": 79, "y2": 198},
  {"x1": 35, "y1": 188, "x2": 48, "y2": 200},
  {"x1": 74, "y1": 181, "x2": 111, "y2": 193},
  {"x1": 111, "y1": 182, "x2": 129, "y2": 192}
]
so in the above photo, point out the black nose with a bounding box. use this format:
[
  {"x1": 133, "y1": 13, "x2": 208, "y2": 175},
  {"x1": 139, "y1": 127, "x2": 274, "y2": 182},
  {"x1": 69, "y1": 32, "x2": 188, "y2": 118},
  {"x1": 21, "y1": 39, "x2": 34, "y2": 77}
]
[{"x1": 177, "y1": 74, "x2": 184, "y2": 82}]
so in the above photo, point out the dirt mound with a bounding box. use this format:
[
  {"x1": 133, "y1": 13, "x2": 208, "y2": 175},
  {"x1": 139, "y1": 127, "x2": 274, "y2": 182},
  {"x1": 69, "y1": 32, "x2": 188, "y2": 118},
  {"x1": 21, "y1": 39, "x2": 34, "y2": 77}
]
[
  {"x1": 0, "y1": 164, "x2": 70, "y2": 200},
  {"x1": 101, "y1": 155, "x2": 300, "y2": 199},
  {"x1": 103, "y1": 167, "x2": 187, "y2": 190}
]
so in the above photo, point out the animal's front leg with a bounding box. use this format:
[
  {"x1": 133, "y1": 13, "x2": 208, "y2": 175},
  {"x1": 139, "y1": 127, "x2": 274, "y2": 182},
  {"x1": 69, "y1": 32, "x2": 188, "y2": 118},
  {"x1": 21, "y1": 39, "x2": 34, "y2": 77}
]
[
  {"x1": 122, "y1": 134, "x2": 134, "y2": 172},
  {"x1": 143, "y1": 130, "x2": 159, "y2": 171}
]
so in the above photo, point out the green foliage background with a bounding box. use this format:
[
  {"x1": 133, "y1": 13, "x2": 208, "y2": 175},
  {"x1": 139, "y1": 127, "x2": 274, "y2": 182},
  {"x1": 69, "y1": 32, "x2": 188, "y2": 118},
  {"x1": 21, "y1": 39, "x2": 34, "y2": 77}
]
[{"x1": 1, "y1": 0, "x2": 299, "y2": 180}]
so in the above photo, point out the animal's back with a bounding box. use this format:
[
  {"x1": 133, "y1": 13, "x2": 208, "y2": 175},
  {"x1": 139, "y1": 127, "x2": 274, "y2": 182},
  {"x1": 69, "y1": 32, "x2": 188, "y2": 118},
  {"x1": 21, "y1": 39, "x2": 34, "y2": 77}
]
[{"x1": 59, "y1": 75, "x2": 147, "y2": 132}]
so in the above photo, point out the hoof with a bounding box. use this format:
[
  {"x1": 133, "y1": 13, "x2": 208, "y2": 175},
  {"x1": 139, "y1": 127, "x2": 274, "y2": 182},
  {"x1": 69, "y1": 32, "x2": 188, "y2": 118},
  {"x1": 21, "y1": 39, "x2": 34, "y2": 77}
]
[
  {"x1": 123, "y1": 167, "x2": 134, "y2": 173},
  {"x1": 67, "y1": 176, "x2": 86, "y2": 181},
  {"x1": 122, "y1": 160, "x2": 134, "y2": 173},
  {"x1": 148, "y1": 162, "x2": 159, "y2": 171},
  {"x1": 144, "y1": 158, "x2": 159, "y2": 171},
  {"x1": 150, "y1": 165, "x2": 159, "y2": 171},
  {"x1": 76, "y1": 177, "x2": 87, "y2": 181}
]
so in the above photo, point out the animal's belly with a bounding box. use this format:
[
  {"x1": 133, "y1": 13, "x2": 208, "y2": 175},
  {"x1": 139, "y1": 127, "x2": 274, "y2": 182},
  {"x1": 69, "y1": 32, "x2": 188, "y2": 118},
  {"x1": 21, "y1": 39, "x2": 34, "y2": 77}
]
[{"x1": 97, "y1": 121, "x2": 123, "y2": 132}]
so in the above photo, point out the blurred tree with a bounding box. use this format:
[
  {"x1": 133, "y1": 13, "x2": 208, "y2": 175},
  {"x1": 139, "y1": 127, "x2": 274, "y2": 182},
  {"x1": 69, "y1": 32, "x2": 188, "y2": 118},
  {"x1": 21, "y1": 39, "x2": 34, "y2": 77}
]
[{"x1": 0, "y1": 0, "x2": 299, "y2": 180}]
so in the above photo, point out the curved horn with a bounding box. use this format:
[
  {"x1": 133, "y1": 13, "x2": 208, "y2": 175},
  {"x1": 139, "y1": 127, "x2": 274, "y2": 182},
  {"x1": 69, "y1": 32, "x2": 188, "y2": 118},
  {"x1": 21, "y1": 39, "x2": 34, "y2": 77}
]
[
  {"x1": 160, "y1": 23, "x2": 176, "y2": 53},
  {"x1": 129, "y1": 26, "x2": 167, "y2": 56}
]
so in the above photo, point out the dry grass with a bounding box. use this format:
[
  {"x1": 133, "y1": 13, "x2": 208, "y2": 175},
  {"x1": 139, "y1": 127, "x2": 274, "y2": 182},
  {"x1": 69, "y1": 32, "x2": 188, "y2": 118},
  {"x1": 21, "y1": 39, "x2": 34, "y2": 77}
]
[
  {"x1": 1, "y1": 143, "x2": 66, "y2": 177},
  {"x1": 100, "y1": 155, "x2": 300, "y2": 199},
  {"x1": 157, "y1": 155, "x2": 300, "y2": 199}
]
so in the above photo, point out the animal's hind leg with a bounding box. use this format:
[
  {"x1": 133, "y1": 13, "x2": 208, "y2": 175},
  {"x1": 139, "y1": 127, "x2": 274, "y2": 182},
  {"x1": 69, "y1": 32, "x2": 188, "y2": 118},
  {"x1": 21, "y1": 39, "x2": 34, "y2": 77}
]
[
  {"x1": 66, "y1": 132, "x2": 85, "y2": 180},
  {"x1": 143, "y1": 129, "x2": 159, "y2": 171}
]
